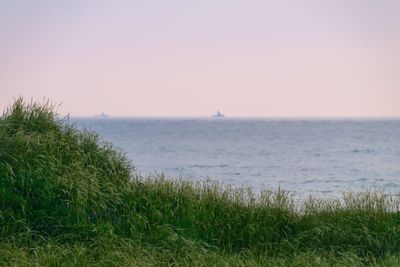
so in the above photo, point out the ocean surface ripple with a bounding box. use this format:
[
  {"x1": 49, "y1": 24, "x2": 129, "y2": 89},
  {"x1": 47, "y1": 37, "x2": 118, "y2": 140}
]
[{"x1": 73, "y1": 118, "x2": 400, "y2": 199}]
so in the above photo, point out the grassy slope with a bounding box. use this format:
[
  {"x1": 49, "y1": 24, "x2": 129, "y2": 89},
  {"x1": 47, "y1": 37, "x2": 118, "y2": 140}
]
[{"x1": 1, "y1": 99, "x2": 400, "y2": 266}]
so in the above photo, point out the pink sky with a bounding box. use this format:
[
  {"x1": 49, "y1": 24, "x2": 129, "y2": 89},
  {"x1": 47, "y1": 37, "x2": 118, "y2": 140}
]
[{"x1": 1, "y1": 0, "x2": 399, "y2": 117}]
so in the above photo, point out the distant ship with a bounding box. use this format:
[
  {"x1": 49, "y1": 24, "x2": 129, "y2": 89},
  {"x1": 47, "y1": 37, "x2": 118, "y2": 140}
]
[
  {"x1": 94, "y1": 112, "x2": 110, "y2": 118},
  {"x1": 212, "y1": 110, "x2": 225, "y2": 118}
]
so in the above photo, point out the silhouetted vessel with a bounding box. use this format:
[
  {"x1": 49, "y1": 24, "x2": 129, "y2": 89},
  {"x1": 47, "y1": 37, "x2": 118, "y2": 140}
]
[
  {"x1": 94, "y1": 112, "x2": 110, "y2": 118},
  {"x1": 212, "y1": 110, "x2": 225, "y2": 118}
]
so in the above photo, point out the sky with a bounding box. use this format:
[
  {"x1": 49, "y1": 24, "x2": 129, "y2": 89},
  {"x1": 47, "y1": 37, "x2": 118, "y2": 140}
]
[{"x1": 0, "y1": 0, "x2": 399, "y2": 117}]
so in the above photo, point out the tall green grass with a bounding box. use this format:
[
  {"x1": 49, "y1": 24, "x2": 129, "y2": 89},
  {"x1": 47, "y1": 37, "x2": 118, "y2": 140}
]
[{"x1": 1, "y1": 98, "x2": 400, "y2": 266}]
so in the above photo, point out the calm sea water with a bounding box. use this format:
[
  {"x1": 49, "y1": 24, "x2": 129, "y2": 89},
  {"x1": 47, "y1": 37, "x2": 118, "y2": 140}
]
[{"x1": 72, "y1": 118, "x2": 400, "y2": 199}]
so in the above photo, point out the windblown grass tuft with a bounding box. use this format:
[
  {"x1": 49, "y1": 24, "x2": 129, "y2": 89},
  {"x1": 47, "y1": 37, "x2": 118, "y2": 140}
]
[
  {"x1": 1, "y1": 98, "x2": 400, "y2": 266},
  {"x1": 0, "y1": 98, "x2": 133, "y2": 240}
]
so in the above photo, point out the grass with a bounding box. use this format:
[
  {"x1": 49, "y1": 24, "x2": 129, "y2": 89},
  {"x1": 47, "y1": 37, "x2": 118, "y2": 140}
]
[{"x1": 1, "y1": 98, "x2": 400, "y2": 266}]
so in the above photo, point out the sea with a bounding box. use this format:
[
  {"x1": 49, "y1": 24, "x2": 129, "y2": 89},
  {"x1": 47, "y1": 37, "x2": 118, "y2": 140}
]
[{"x1": 72, "y1": 118, "x2": 400, "y2": 199}]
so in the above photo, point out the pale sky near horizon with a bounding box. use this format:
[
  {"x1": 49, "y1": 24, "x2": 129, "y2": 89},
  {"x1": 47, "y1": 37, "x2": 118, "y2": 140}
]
[{"x1": 1, "y1": 0, "x2": 399, "y2": 117}]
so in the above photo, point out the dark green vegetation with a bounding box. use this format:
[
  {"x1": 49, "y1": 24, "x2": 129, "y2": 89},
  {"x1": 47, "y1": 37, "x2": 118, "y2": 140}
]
[{"x1": 1, "y1": 99, "x2": 400, "y2": 266}]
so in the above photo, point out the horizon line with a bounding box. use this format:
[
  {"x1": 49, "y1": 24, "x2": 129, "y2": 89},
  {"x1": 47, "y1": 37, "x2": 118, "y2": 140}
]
[{"x1": 68, "y1": 115, "x2": 400, "y2": 120}]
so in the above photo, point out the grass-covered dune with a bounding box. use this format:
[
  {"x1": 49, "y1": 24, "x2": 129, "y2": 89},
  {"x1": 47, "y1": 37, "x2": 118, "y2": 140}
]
[{"x1": 1, "y1": 99, "x2": 400, "y2": 266}]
